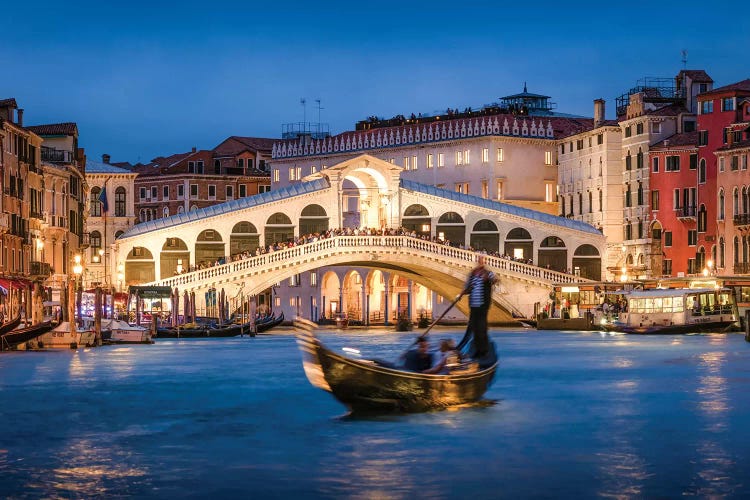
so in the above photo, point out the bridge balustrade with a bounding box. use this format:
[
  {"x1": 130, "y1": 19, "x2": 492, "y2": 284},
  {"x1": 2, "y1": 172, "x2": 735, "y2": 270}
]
[{"x1": 152, "y1": 235, "x2": 586, "y2": 290}]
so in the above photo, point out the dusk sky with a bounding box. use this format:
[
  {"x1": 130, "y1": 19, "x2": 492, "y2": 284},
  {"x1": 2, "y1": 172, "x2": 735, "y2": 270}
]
[{"x1": 2, "y1": 0, "x2": 746, "y2": 164}]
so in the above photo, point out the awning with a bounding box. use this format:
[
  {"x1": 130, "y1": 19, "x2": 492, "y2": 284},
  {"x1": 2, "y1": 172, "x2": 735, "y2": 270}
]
[
  {"x1": 128, "y1": 285, "x2": 173, "y2": 298},
  {"x1": 0, "y1": 278, "x2": 29, "y2": 291}
]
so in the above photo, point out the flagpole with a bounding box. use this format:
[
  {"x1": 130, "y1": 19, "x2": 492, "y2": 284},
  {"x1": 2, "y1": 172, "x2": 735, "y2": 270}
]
[{"x1": 100, "y1": 178, "x2": 110, "y2": 310}]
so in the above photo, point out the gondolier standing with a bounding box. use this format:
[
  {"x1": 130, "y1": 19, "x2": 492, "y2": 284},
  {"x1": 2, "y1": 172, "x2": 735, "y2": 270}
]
[{"x1": 460, "y1": 255, "x2": 497, "y2": 358}]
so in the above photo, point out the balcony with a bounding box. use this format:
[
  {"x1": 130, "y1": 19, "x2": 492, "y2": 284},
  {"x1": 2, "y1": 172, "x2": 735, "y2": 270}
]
[
  {"x1": 30, "y1": 261, "x2": 52, "y2": 278},
  {"x1": 41, "y1": 147, "x2": 74, "y2": 163},
  {"x1": 45, "y1": 212, "x2": 68, "y2": 229},
  {"x1": 675, "y1": 205, "x2": 696, "y2": 221},
  {"x1": 733, "y1": 262, "x2": 750, "y2": 274},
  {"x1": 733, "y1": 213, "x2": 750, "y2": 227}
]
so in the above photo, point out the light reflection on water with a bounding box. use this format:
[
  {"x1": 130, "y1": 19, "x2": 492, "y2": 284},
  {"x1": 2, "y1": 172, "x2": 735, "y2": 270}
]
[{"x1": 1, "y1": 329, "x2": 750, "y2": 498}]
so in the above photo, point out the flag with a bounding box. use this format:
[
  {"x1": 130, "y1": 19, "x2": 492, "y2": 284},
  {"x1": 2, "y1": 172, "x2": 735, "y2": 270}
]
[{"x1": 98, "y1": 186, "x2": 109, "y2": 213}]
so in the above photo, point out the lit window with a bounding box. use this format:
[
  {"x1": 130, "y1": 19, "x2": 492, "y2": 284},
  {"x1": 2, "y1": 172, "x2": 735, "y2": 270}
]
[
  {"x1": 497, "y1": 181, "x2": 504, "y2": 200},
  {"x1": 427, "y1": 154, "x2": 434, "y2": 168},
  {"x1": 455, "y1": 151, "x2": 463, "y2": 166},
  {"x1": 464, "y1": 149, "x2": 470, "y2": 164},
  {"x1": 403, "y1": 156, "x2": 410, "y2": 170},
  {"x1": 482, "y1": 148, "x2": 489, "y2": 163},
  {"x1": 544, "y1": 151, "x2": 552, "y2": 165},
  {"x1": 438, "y1": 153, "x2": 445, "y2": 168},
  {"x1": 481, "y1": 180, "x2": 488, "y2": 198},
  {"x1": 273, "y1": 169, "x2": 280, "y2": 182},
  {"x1": 545, "y1": 182, "x2": 555, "y2": 202},
  {"x1": 497, "y1": 148, "x2": 504, "y2": 162},
  {"x1": 412, "y1": 155, "x2": 417, "y2": 170}
]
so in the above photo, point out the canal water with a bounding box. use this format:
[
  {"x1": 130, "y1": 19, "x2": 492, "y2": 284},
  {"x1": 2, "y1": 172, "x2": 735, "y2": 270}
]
[{"x1": 2, "y1": 328, "x2": 750, "y2": 499}]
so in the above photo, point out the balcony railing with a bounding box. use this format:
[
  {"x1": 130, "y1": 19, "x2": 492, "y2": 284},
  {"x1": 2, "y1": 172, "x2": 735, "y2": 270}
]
[
  {"x1": 675, "y1": 205, "x2": 697, "y2": 219},
  {"x1": 41, "y1": 148, "x2": 74, "y2": 163},
  {"x1": 30, "y1": 261, "x2": 52, "y2": 277},
  {"x1": 733, "y1": 262, "x2": 750, "y2": 274},
  {"x1": 733, "y1": 213, "x2": 750, "y2": 227}
]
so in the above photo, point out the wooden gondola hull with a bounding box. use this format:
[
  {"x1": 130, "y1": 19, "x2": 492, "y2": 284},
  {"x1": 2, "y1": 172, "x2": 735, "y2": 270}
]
[
  {"x1": 296, "y1": 322, "x2": 497, "y2": 413},
  {"x1": 156, "y1": 321, "x2": 256, "y2": 338},
  {"x1": 0, "y1": 315, "x2": 22, "y2": 336},
  {"x1": 256, "y1": 312, "x2": 284, "y2": 333},
  {"x1": 1, "y1": 322, "x2": 54, "y2": 351}
]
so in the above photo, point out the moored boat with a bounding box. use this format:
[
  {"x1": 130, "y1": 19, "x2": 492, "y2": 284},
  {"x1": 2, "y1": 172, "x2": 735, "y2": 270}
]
[
  {"x1": 602, "y1": 287, "x2": 737, "y2": 334},
  {"x1": 38, "y1": 322, "x2": 96, "y2": 348},
  {"x1": 106, "y1": 320, "x2": 153, "y2": 344},
  {"x1": 0, "y1": 322, "x2": 54, "y2": 351},
  {"x1": 156, "y1": 320, "x2": 256, "y2": 338},
  {"x1": 295, "y1": 318, "x2": 498, "y2": 413},
  {"x1": 256, "y1": 312, "x2": 284, "y2": 333},
  {"x1": 0, "y1": 314, "x2": 22, "y2": 336}
]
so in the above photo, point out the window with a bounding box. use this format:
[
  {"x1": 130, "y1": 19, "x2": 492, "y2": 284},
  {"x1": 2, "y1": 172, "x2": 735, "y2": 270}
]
[
  {"x1": 482, "y1": 180, "x2": 489, "y2": 199},
  {"x1": 719, "y1": 157, "x2": 725, "y2": 172},
  {"x1": 597, "y1": 134, "x2": 603, "y2": 145},
  {"x1": 427, "y1": 153, "x2": 434, "y2": 168},
  {"x1": 698, "y1": 130, "x2": 709, "y2": 146},
  {"x1": 625, "y1": 126, "x2": 632, "y2": 137},
  {"x1": 576, "y1": 139, "x2": 584, "y2": 150},
  {"x1": 674, "y1": 189, "x2": 680, "y2": 209},
  {"x1": 637, "y1": 182, "x2": 644, "y2": 205},
  {"x1": 651, "y1": 190, "x2": 659, "y2": 210},
  {"x1": 723, "y1": 127, "x2": 729, "y2": 144},
  {"x1": 497, "y1": 148, "x2": 504, "y2": 162},
  {"x1": 719, "y1": 189, "x2": 725, "y2": 220},
  {"x1": 188, "y1": 161, "x2": 195, "y2": 173},
  {"x1": 464, "y1": 150, "x2": 470, "y2": 164},
  {"x1": 226, "y1": 185, "x2": 234, "y2": 199},
  {"x1": 588, "y1": 191, "x2": 593, "y2": 213},
  {"x1": 690, "y1": 154, "x2": 697, "y2": 170},
  {"x1": 625, "y1": 183, "x2": 631, "y2": 207},
  {"x1": 238, "y1": 158, "x2": 244, "y2": 169},
  {"x1": 599, "y1": 190, "x2": 603, "y2": 212},
  {"x1": 239, "y1": 184, "x2": 247, "y2": 197},
  {"x1": 208, "y1": 185, "x2": 216, "y2": 199},
  {"x1": 438, "y1": 153, "x2": 445, "y2": 168},
  {"x1": 653, "y1": 157, "x2": 660, "y2": 172},
  {"x1": 455, "y1": 151, "x2": 463, "y2": 166},
  {"x1": 636, "y1": 123, "x2": 644, "y2": 134},
  {"x1": 652, "y1": 122, "x2": 661, "y2": 134},
  {"x1": 273, "y1": 169, "x2": 280, "y2": 182},
  {"x1": 636, "y1": 148, "x2": 643, "y2": 169},
  {"x1": 196, "y1": 161, "x2": 204, "y2": 174},
  {"x1": 722, "y1": 97, "x2": 735, "y2": 111},
  {"x1": 666, "y1": 156, "x2": 681, "y2": 172},
  {"x1": 544, "y1": 151, "x2": 552, "y2": 165},
  {"x1": 214, "y1": 159, "x2": 221, "y2": 171},
  {"x1": 163, "y1": 186, "x2": 169, "y2": 199},
  {"x1": 310, "y1": 271, "x2": 317, "y2": 287},
  {"x1": 482, "y1": 148, "x2": 489, "y2": 163},
  {"x1": 663, "y1": 260, "x2": 672, "y2": 276},
  {"x1": 625, "y1": 152, "x2": 632, "y2": 170},
  {"x1": 684, "y1": 120, "x2": 696, "y2": 132},
  {"x1": 90, "y1": 186, "x2": 101, "y2": 217},
  {"x1": 114, "y1": 187, "x2": 126, "y2": 217},
  {"x1": 455, "y1": 182, "x2": 469, "y2": 194},
  {"x1": 412, "y1": 155, "x2": 418, "y2": 170},
  {"x1": 579, "y1": 193, "x2": 583, "y2": 215},
  {"x1": 699, "y1": 159, "x2": 707, "y2": 183},
  {"x1": 701, "y1": 100, "x2": 714, "y2": 114},
  {"x1": 139, "y1": 187, "x2": 147, "y2": 200},
  {"x1": 688, "y1": 230, "x2": 697, "y2": 246},
  {"x1": 190, "y1": 184, "x2": 198, "y2": 198},
  {"x1": 496, "y1": 181, "x2": 503, "y2": 200},
  {"x1": 311, "y1": 165, "x2": 317, "y2": 174},
  {"x1": 388, "y1": 158, "x2": 395, "y2": 164},
  {"x1": 403, "y1": 156, "x2": 410, "y2": 170},
  {"x1": 698, "y1": 205, "x2": 707, "y2": 232},
  {"x1": 546, "y1": 182, "x2": 555, "y2": 203},
  {"x1": 743, "y1": 155, "x2": 748, "y2": 171},
  {"x1": 151, "y1": 186, "x2": 158, "y2": 199},
  {"x1": 259, "y1": 185, "x2": 271, "y2": 193},
  {"x1": 664, "y1": 231, "x2": 672, "y2": 247}
]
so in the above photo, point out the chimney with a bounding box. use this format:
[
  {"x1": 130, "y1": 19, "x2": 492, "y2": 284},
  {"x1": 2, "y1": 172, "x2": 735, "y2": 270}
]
[
  {"x1": 17, "y1": 108, "x2": 23, "y2": 127},
  {"x1": 593, "y1": 99, "x2": 605, "y2": 127},
  {"x1": 102, "y1": 154, "x2": 111, "y2": 164},
  {"x1": 192, "y1": 146, "x2": 197, "y2": 153}
]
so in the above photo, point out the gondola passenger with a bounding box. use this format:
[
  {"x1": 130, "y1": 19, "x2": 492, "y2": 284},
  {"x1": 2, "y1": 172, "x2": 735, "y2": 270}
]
[
  {"x1": 423, "y1": 339, "x2": 459, "y2": 374},
  {"x1": 402, "y1": 336, "x2": 433, "y2": 372}
]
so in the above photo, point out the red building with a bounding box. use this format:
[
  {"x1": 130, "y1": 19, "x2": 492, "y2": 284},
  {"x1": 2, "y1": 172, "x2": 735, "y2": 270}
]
[
  {"x1": 649, "y1": 132, "x2": 698, "y2": 276},
  {"x1": 711, "y1": 80, "x2": 750, "y2": 273}
]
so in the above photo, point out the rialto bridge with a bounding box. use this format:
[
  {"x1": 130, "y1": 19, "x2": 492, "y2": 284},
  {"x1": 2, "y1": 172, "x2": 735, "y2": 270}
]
[{"x1": 113, "y1": 155, "x2": 606, "y2": 323}]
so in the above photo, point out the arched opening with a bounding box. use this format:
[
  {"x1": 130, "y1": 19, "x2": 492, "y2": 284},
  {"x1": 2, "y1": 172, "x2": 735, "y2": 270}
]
[
  {"x1": 470, "y1": 219, "x2": 499, "y2": 253},
  {"x1": 195, "y1": 229, "x2": 225, "y2": 267},
  {"x1": 343, "y1": 270, "x2": 364, "y2": 322},
  {"x1": 572, "y1": 244, "x2": 601, "y2": 280},
  {"x1": 160, "y1": 237, "x2": 189, "y2": 279},
  {"x1": 504, "y1": 227, "x2": 533, "y2": 261},
  {"x1": 115, "y1": 186, "x2": 126, "y2": 217},
  {"x1": 538, "y1": 236, "x2": 567, "y2": 272},
  {"x1": 126, "y1": 246, "x2": 155, "y2": 283},
  {"x1": 401, "y1": 204, "x2": 431, "y2": 237},
  {"x1": 90, "y1": 186, "x2": 101, "y2": 217},
  {"x1": 650, "y1": 220, "x2": 664, "y2": 277},
  {"x1": 265, "y1": 212, "x2": 294, "y2": 247},
  {"x1": 320, "y1": 271, "x2": 341, "y2": 320},
  {"x1": 299, "y1": 204, "x2": 329, "y2": 235},
  {"x1": 436, "y1": 212, "x2": 465, "y2": 246},
  {"x1": 365, "y1": 270, "x2": 387, "y2": 323},
  {"x1": 230, "y1": 221, "x2": 260, "y2": 257}
]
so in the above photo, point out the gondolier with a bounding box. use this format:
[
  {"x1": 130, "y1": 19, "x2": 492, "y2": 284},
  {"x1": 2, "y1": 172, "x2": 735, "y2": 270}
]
[{"x1": 460, "y1": 255, "x2": 497, "y2": 358}]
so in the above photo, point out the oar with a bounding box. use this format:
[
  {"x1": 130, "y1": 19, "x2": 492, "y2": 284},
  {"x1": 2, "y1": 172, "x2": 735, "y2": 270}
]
[{"x1": 420, "y1": 292, "x2": 464, "y2": 339}]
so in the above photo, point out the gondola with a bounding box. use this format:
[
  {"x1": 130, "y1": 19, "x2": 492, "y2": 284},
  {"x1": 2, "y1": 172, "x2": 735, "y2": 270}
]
[
  {"x1": 295, "y1": 318, "x2": 498, "y2": 413},
  {"x1": 256, "y1": 312, "x2": 284, "y2": 333},
  {"x1": 0, "y1": 322, "x2": 54, "y2": 351},
  {"x1": 156, "y1": 320, "x2": 257, "y2": 338},
  {"x1": 0, "y1": 314, "x2": 22, "y2": 336}
]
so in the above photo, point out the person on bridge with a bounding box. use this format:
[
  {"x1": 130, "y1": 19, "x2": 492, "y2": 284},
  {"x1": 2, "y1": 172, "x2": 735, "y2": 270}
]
[{"x1": 458, "y1": 254, "x2": 497, "y2": 359}]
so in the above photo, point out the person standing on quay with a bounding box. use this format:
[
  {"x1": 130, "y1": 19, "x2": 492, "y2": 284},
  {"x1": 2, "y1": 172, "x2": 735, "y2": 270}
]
[{"x1": 460, "y1": 254, "x2": 497, "y2": 358}]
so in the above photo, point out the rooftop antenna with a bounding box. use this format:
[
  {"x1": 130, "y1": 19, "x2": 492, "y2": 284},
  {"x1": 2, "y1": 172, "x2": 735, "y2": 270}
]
[
  {"x1": 315, "y1": 98, "x2": 323, "y2": 124},
  {"x1": 300, "y1": 98, "x2": 307, "y2": 124},
  {"x1": 681, "y1": 49, "x2": 688, "y2": 69}
]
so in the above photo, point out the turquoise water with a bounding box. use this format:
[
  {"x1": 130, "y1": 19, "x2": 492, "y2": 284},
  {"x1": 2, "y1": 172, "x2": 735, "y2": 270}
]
[{"x1": 2, "y1": 328, "x2": 750, "y2": 498}]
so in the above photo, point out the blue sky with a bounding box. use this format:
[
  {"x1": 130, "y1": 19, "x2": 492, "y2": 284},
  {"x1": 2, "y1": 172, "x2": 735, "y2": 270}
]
[{"x1": 1, "y1": 0, "x2": 746, "y2": 164}]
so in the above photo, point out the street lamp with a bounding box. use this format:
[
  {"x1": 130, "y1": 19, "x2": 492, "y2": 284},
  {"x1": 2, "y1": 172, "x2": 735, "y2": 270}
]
[{"x1": 73, "y1": 254, "x2": 83, "y2": 325}]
